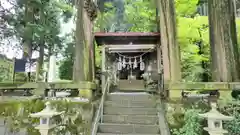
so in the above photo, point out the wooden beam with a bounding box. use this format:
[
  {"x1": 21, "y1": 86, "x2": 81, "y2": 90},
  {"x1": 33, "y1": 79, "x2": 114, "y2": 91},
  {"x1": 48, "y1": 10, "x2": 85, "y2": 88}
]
[
  {"x1": 101, "y1": 46, "x2": 106, "y2": 94},
  {"x1": 106, "y1": 44, "x2": 156, "y2": 53}
]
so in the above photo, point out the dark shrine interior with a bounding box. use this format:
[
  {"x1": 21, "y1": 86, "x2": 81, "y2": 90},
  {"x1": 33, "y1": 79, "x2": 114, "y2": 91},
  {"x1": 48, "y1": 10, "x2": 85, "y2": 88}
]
[{"x1": 109, "y1": 52, "x2": 151, "y2": 80}]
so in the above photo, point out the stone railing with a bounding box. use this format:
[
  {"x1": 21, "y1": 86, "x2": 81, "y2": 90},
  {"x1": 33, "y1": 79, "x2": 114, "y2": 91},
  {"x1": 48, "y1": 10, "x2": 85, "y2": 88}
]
[
  {"x1": 164, "y1": 82, "x2": 240, "y2": 98},
  {"x1": 165, "y1": 82, "x2": 240, "y2": 90},
  {"x1": 0, "y1": 81, "x2": 96, "y2": 99},
  {"x1": 91, "y1": 74, "x2": 111, "y2": 135}
]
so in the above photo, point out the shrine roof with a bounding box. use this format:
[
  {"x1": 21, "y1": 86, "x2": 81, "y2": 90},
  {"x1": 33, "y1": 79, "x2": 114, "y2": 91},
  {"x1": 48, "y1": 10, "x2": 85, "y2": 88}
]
[{"x1": 94, "y1": 32, "x2": 160, "y2": 45}]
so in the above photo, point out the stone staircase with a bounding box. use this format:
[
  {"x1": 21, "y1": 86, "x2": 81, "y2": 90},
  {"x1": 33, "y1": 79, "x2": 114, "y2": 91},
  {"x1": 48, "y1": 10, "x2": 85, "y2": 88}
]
[{"x1": 96, "y1": 92, "x2": 163, "y2": 135}]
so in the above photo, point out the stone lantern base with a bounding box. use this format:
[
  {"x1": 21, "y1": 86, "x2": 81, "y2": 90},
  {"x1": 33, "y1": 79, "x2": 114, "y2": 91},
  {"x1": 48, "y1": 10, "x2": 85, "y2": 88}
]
[
  {"x1": 39, "y1": 130, "x2": 49, "y2": 135},
  {"x1": 204, "y1": 127, "x2": 228, "y2": 135}
]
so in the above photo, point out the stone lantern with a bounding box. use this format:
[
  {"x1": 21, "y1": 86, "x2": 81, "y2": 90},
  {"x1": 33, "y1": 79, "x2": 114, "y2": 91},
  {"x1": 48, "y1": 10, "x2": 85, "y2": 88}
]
[
  {"x1": 199, "y1": 102, "x2": 233, "y2": 135},
  {"x1": 30, "y1": 102, "x2": 64, "y2": 135}
]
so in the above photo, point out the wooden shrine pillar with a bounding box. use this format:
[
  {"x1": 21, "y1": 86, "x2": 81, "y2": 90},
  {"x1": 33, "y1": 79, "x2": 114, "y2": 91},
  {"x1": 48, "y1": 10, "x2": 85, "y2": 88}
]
[
  {"x1": 208, "y1": 0, "x2": 240, "y2": 82},
  {"x1": 101, "y1": 46, "x2": 106, "y2": 93},
  {"x1": 74, "y1": 0, "x2": 97, "y2": 98},
  {"x1": 157, "y1": 0, "x2": 181, "y2": 97}
]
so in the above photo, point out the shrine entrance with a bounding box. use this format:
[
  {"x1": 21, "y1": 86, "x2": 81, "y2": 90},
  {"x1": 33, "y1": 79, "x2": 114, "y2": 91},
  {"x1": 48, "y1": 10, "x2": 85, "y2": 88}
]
[
  {"x1": 95, "y1": 32, "x2": 161, "y2": 92},
  {"x1": 113, "y1": 52, "x2": 148, "y2": 80}
]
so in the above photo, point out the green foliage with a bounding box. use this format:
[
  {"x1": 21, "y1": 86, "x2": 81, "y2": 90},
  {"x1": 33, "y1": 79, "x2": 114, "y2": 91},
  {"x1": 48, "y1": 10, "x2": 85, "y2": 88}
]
[
  {"x1": 58, "y1": 32, "x2": 102, "y2": 80},
  {"x1": 172, "y1": 109, "x2": 203, "y2": 135},
  {"x1": 0, "y1": 0, "x2": 75, "y2": 81},
  {"x1": 51, "y1": 100, "x2": 93, "y2": 135},
  {"x1": 59, "y1": 57, "x2": 74, "y2": 80},
  {"x1": 218, "y1": 100, "x2": 240, "y2": 135},
  {"x1": 235, "y1": 19, "x2": 240, "y2": 45},
  {"x1": 167, "y1": 104, "x2": 185, "y2": 129},
  {"x1": 225, "y1": 112, "x2": 240, "y2": 134},
  {"x1": 0, "y1": 56, "x2": 14, "y2": 81},
  {"x1": 178, "y1": 16, "x2": 210, "y2": 81},
  {"x1": 0, "y1": 100, "x2": 45, "y2": 134},
  {"x1": 95, "y1": 0, "x2": 157, "y2": 32},
  {"x1": 178, "y1": 16, "x2": 240, "y2": 81},
  {"x1": 58, "y1": 34, "x2": 75, "y2": 80},
  {"x1": 168, "y1": 100, "x2": 240, "y2": 135},
  {"x1": 59, "y1": 45, "x2": 102, "y2": 80},
  {"x1": 94, "y1": 2, "x2": 118, "y2": 32},
  {"x1": 0, "y1": 68, "x2": 11, "y2": 81},
  {"x1": 124, "y1": 0, "x2": 157, "y2": 32},
  {"x1": 0, "y1": 99, "x2": 92, "y2": 135},
  {"x1": 1, "y1": 0, "x2": 74, "y2": 57},
  {"x1": 167, "y1": 100, "x2": 209, "y2": 134},
  {"x1": 183, "y1": 111, "x2": 202, "y2": 134},
  {"x1": 175, "y1": 0, "x2": 199, "y2": 17}
]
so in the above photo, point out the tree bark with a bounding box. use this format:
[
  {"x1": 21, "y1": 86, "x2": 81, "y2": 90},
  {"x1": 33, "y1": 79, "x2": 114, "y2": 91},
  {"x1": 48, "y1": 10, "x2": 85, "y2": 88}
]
[
  {"x1": 157, "y1": 0, "x2": 181, "y2": 83},
  {"x1": 74, "y1": 0, "x2": 95, "y2": 82},
  {"x1": 208, "y1": 0, "x2": 240, "y2": 81},
  {"x1": 35, "y1": 44, "x2": 44, "y2": 81}
]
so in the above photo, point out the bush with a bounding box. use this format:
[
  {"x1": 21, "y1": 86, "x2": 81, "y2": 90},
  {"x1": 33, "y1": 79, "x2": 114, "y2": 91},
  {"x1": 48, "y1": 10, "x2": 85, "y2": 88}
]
[
  {"x1": 172, "y1": 109, "x2": 203, "y2": 135},
  {"x1": 218, "y1": 100, "x2": 240, "y2": 135}
]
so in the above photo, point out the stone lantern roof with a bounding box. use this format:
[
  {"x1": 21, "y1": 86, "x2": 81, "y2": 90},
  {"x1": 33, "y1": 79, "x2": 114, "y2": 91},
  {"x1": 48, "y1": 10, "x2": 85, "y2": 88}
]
[
  {"x1": 199, "y1": 103, "x2": 233, "y2": 121},
  {"x1": 30, "y1": 102, "x2": 64, "y2": 118}
]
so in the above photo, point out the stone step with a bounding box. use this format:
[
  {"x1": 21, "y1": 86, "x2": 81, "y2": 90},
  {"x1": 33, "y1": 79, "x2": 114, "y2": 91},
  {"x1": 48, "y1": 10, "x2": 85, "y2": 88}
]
[
  {"x1": 104, "y1": 107, "x2": 157, "y2": 115},
  {"x1": 104, "y1": 100, "x2": 156, "y2": 108},
  {"x1": 97, "y1": 133, "x2": 159, "y2": 135},
  {"x1": 107, "y1": 93, "x2": 153, "y2": 101},
  {"x1": 103, "y1": 115, "x2": 158, "y2": 125},
  {"x1": 98, "y1": 123, "x2": 160, "y2": 134}
]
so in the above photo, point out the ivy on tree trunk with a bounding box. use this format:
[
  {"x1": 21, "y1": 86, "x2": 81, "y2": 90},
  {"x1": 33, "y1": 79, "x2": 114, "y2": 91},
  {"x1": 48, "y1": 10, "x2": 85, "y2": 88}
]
[{"x1": 208, "y1": 0, "x2": 240, "y2": 81}]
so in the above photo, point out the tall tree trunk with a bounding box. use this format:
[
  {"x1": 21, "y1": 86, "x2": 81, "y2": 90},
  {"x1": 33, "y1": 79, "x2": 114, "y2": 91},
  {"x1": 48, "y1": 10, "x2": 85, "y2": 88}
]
[
  {"x1": 208, "y1": 0, "x2": 240, "y2": 81},
  {"x1": 157, "y1": 0, "x2": 181, "y2": 83},
  {"x1": 22, "y1": 2, "x2": 33, "y2": 59},
  {"x1": 36, "y1": 9, "x2": 45, "y2": 81},
  {"x1": 36, "y1": 44, "x2": 44, "y2": 81},
  {"x1": 74, "y1": 0, "x2": 94, "y2": 82},
  {"x1": 22, "y1": 2, "x2": 34, "y2": 82},
  {"x1": 91, "y1": 30, "x2": 96, "y2": 81}
]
